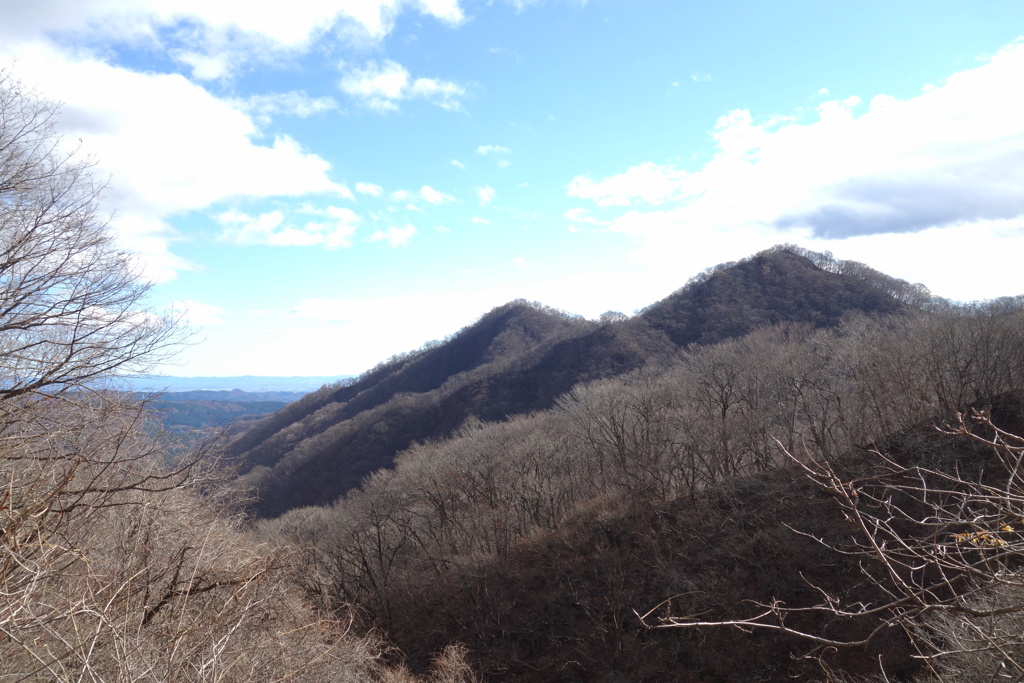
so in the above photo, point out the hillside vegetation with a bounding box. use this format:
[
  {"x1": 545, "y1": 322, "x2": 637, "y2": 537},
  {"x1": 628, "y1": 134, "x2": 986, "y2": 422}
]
[
  {"x1": 255, "y1": 296, "x2": 1024, "y2": 681},
  {"x1": 0, "y1": 70, "x2": 473, "y2": 682},
  {"x1": 229, "y1": 245, "x2": 920, "y2": 517},
  {"x1": 223, "y1": 237, "x2": 1024, "y2": 680}
]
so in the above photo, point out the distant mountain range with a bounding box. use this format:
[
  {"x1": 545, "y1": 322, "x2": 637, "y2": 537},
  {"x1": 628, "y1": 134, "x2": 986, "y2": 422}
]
[
  {"x1": 146, "y1": 394, "x2": 296, "y2": 433},
  {"x1": 226, "y1": 245, "x2": 930, "y2": 518},
  {"x1": 125, "y1": 375, "x2": 351, "y2": 394}
]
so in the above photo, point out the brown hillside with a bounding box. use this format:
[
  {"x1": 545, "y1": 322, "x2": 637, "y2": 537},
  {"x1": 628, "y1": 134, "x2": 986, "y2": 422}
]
[{"x1": 229, "y1": 247, "x2": 916, "y2": 517}]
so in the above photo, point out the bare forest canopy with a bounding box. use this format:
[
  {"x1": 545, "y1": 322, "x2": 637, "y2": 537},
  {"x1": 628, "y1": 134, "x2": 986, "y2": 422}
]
[
  {"x1": 250, "y1": 282, "x2": 1024, "y2": 682},
  {"x1": 231, "y1": 243, "x2": 1024, "y2": 681},
  {"x1": 226, "y1": 244, "x2": 927, "y2": 517}
]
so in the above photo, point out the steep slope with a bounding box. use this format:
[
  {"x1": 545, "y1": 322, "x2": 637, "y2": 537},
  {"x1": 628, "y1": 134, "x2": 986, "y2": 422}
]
[
  {"x1": 266, "y1": 305, "x2": 1024, "y2": 681},
  {"x1": 228, "y1": 301, "x2": 604, "y2": 515},
  {"x1": 228, "y1": 300, "x2": 583, "y2": 466},
  {"x1": 228, "y1": 247, "x2": 916, "y2": 517},
  {"x1": 370, "y1": 405, "x2": 1024, "y2": 683}
]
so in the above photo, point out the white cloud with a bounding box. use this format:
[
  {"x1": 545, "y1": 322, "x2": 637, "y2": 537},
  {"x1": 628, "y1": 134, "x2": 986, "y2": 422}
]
[
  {"x1": 477, "y1": 144, "x2": 511, "y2": 155},
  {"x1": 408, "y1": 77, "x2": 465, "y2": 111},
  {"x1": 564, "y1": 207, "x2": 608, "y2": 225},
  {"x1": 568, "y1": 162, "x2": 694, "y2": 207},
  {"x1": 512, "y1": 257, "x2": 529, "y2": 269},
  {"x1": 113, "y1": 213, "x2": 198, "y2": 283},
  {"x1": 232, "y1": 91, "x2": 339, "y2": 123},
  {"x1": 217, "y1": 206, "x2": 359, "y2": 249},
  {"x1": 552, "y1": 40, "x2": 1024, "y2": 303},
  {"x1": 268, "y1": 290, "x2": 491, "y2": 372},
  {"x1": 471, "y1": 216, "x2": 491, "y2": 224},
  {"x1": 338, "y1": 60, "x2": 406, "y2": 111},
  {"x1": 477, "y1": 185, "x2": 496, "y2": 205},
  {"x1": 690, "y1": 71, "x2": 713, "y2": 83},
  {"x1": 451, "y1": 159, "x2": 467, "y2": 169},
  {"x1": 420, "y1": 185, "x2": 455, "y2": 204},
  {"x1": 0, "y1": 0, "x2": 467, "y2": 79},
  {"x1": 2, "y1": 45, "x2": 352, "y2": 281},
  {"x1": 356, "y1": 182, "x2": 385, "y2": 196},
  {"x1": 339, "y1": 59, "x2": 465, "y2": 112},
  {"x1": 496, "y1": 159, "x2": 512, "y2": 168},
  {"x1": 369, "y1": 224, "x2": 417, "y2": 246},
  {"x1": 173, "y1": 50, "x2": 238, "y2": 81},
  {"x1": 570, "y1": 39, "x2": 1024, "y2": 247}
]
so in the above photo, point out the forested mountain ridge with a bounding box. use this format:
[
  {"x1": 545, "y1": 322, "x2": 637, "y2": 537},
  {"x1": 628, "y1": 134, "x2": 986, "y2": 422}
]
[
  {"x1": 228, "y1": 245, "x2": 922, "y2": 517},
  {"x1": 226, "y1": 300, "x2": 589, "y2": 466},
  {"x1": 260, "y1": 297, "x2": 1024, "y2": 682}
]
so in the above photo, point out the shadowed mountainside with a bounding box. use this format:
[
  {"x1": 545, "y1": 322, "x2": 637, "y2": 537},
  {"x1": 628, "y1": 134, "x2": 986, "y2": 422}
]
[
  {"x1": 258, "y1": 303, "x2": 1024, "y2": 681},
  {"x1": 355, "y1": 400, "x2": 1024, "y2": 682},
  {"x1": 228, "y1": 246, "x2": 920, "y2": 517}
]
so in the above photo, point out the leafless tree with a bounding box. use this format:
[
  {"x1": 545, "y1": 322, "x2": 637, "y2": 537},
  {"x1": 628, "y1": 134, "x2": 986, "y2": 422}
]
[
  {"x1": 640, "y1": 408, "x2": 1024, "y2": 681},
  {"x1": 0, "y1": 70, "x2": 181, "y2": 401},
  {"x1": 0, "y1": 69, "x2": 467, "y2": 683}
]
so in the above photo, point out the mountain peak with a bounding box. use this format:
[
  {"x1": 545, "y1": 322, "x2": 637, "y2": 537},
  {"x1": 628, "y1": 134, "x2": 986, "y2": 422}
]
[{"x1": 637, "y1": 246, "x2": 912, "y2": 346}]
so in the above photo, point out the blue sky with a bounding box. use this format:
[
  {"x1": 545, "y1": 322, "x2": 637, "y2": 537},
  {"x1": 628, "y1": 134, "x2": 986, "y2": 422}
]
[{"x1": 2, "y1": 1, "x2": 1024, "y2": 376}]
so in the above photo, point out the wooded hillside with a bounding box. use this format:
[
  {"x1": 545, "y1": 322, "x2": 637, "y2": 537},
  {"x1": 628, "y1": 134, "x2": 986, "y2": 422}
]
[
  {"x1": 256, "y1": 297, "x2": 1024, "y2": 681},
  {"x1": 229, "y1": 245, "x2": 920, "y2": 517}
]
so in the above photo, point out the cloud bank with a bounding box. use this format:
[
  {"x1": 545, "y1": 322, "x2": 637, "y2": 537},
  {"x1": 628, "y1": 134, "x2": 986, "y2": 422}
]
[
  {"x1": 0, "y1": 0, "x2": 466, "y2": 78},
  {"x1": 0, "y1": 0, "x2": 470, "y2": 281},
  {"x1": 4, "y1": 44, "x2": 351, "y2": 280},
  {"x1": 570, "y1": 39, "x2": 1024, "y2": 243}
]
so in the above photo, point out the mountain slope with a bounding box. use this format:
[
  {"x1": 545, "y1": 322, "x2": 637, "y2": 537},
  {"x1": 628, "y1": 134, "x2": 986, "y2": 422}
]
[{"x1": 228, "y1": 247, "x2": 917, "y2": 517}]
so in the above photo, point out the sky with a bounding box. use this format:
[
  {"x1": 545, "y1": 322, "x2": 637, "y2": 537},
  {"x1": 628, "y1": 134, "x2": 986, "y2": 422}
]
[{"x1": 2, "y1": 1, "x2": 1024, "y2": 377}]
